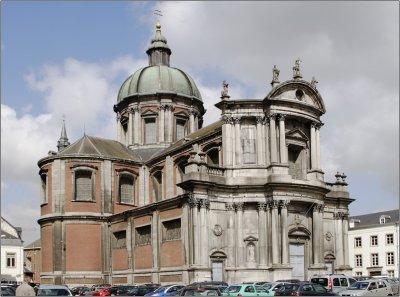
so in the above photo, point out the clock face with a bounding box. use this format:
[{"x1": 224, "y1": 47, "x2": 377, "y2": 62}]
[{"x1": 213, "y1": 224, "x2": 223, "y2": 236}]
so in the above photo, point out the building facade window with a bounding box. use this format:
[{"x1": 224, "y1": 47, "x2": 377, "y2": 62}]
[
  {"x1": 387, "y1": 270, "x2": 395, "y2": 277},
  {"x1": 386, "y1": 234, "x2": 394, "y2": 245},
  {"x1": 40, "y1": 173, "x2": 48, "y2": 204},
  {"x1": 151, "y1": 170, "x2": 163, "y2": 202},
  {"x1": 355, "y1": 255, "x2": 363, "y2": 267},
  {"x1": 370, "y1": 235, "x2": 378, "y2": 246},
  {"x1": 355, "y1": 272, "x2": 362, "y2": 276},
  {"x1": 6, "y1": 253, "x2": 16, "y2": 268},
  {"x1": 175, "y1": 118, "x2": 188, "y2": 141},
  {"x1": 135, "y1": 225, "x2": 151, "y2": 246},
  {"x1": 74, "y1": 169, "x2": 94, "y2": 201},
  {"x1": 113, "y1": 231, "x2": 127, "y2": 249},
  {"x1": 162, "y1": 219, "x2": 181, "y2": 241},
  {"x1": 371, "y1": 253, "x2": 379, "y2": 266},
  {"x1": 387, "y1": 252, "x2": 394, "y2": 265},
  {"x1": 355, "y1": 237, "x2": 362, "y2": 248},
  {"x1": 241, "y1": 125, "x2": 256, "y2": 164},
  {"x1": 144, "y1": 118, "x2": 156, "y2": 144},
  {"x1": 118, "y1": 173, "x2": 135, "y2": 205}
]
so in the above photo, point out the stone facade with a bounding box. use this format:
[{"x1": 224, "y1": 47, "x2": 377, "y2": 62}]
[{"x1": 37, "y1": 24, "x2": 354, "y2": 286}]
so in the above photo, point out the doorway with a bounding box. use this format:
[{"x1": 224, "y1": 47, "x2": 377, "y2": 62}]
[
  {"x1": 211, "y1": 261, "x2": 223, "y2": 282},
  {"x1": 290, "y1": 243, "x2": 305, "y2": 281}
]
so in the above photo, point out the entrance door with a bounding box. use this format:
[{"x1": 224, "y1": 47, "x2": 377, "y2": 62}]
[
  {"x1": 212, "y1": 261, "x2": 223, "y2": 281},
  {"x1": 325, "y1": 262, "x2": 333, "y2": 274},
  {"x1": 290, "y1": 243, "x2": 305, "y2": 281}
]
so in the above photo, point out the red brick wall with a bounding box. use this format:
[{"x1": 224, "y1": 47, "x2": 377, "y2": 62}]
[
  {"x1": 41, "y1": 225, "x2": 53, "y2": 273},
  {"x1": 64, "y1": 162, "x2": 101, "y2": 213},
  {"x1": 112, "y1": 249, "x2": 128, "y2": 271},
  {"x1": 134, "y1": 245, "x2": 152, "y2": 269},
  {"x1": 160, "y1": 208, "x2": 182, "y2": 220},
  {"x1": 65, "y1": 224, "x2": 101, "y2": 271},
  {"x1": 160, "y1": 240, "x2": 183, "y2": 267}
]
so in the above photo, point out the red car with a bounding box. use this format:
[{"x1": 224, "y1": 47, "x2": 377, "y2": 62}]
[{"x1": 91, "y1": 287, "x2": 112, "y2": 296}]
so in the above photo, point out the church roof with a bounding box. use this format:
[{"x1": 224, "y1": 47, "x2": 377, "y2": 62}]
[{"x1": 58, "y1": 135, "x2": 141, "y2": 162}]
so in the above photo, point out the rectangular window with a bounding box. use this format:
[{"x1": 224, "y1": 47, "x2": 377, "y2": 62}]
[
  {"x1": 119, "y1": 174, "x2": 134, "y2": 204},
  {"x1": 387, "y1": 252, "x2": 394, "y2": 265},
  {"x1": 355, "y1": 237, "x2": 362, "y2": 248},
  {"x1": 371, "y1": 253, "x2": 379, "y2": 266},
  {"x1": 355, "y1": 272, "x2": 362, "y2": 276},
  {"x1": 355, "y1": 255, "x2": 363, "y2": 267},
  {"x1": 388, "y1": 270, "x2": 394, "y2": 277},
  {"x1": 241, "y1": 126, "x2": 256, "y2": 164},
  {"x1": 40, "y1": 173, "x2": 48, "y2": 204},
  {"x1": 370, "y1": 235, "x2": 378, "y2": 246},
  {"x1": 386, "y1": 234, "x2": 394, "y2": 245},
  {"x1": 162, "y1": 219, "x2": 181, "y2": 241},
  {"x1": 145, "y1": 118, "x2": 156, "y2": 144},
  {"x1": 75, "y1": 170, "x2": 93, "y2": 201},
  {"x1": 135, "y1": 225, "x2": 151, "y2": 246},
  {"x1": 113, "y1": 231, "x2": 126, "y2": 249},
  {"x1": 176, "y1": 118, "x2": 187, "y2": 141},
  {"x1": 6, "y1": 253, "x2": 16, "y2": 268}
]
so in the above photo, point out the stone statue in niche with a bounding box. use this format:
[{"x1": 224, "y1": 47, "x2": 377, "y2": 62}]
[{"x1": 247, "y1": 243, "x2": 255, "y2": 262}]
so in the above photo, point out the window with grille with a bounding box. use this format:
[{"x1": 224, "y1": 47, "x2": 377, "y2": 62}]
[
  {"x1": 113, "y1": 231, "x2": 126, "y2": 249},
  {"x1": 75, "y1": 170, "x2": 93, "y2": 201},
  {"x1": 371, "y1": 253, "x2": 379, "y2": 266},
  {"x1": 135, "y1": 225, "x2": 151, "y2": 246},
  {"x1": 176, "y1": 118, "x2": 187, "y2": 141},
  {"x1": 162, "y1": 219, "x2": 181, "y2": 241},
  {"x1": 386, "y1": 234, "x2": 394, "y2": 245},
  {"x1": 355, "y1": 237, "x2": 362, "y2": 247},
  {"x1": 40, "y1": 173, "x2": 48, "y2": 204},
  {"x1": 6, "y1": 253, "x2": 16, "y2": 268},
  {"x1": 387, "y1": 252, "x2": 394, "y2": 265},
  {"x1": 119, "y1": 174, "x2": 134, "y2": 204},
  {"x1": 145, "y1": 118, "x2": 156, "y2": 144},
  {"x1": 241, "y1": 126, "x2": 256, "y2": 164},
  {"x1": 355, "y1": 255, "x2": 362, "y2": 267},
  {"x1": 370, "y1": 235, "x2": 378, "y2": 246}
]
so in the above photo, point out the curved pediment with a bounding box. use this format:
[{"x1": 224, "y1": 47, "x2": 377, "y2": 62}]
[
  {"x1": 288, "y1": 224, "x2": 311, "y2": 238},
  {"x1": 265, "y1": 80, "x2": 326, "y2": 114},
  {"x1": 210, "y1": 249, "x2": 227, "y2": 259}
]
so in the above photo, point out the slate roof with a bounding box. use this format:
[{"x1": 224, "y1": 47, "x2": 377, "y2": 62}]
[
  {"x1": 349, "y1": 209, "x2": 399, "y2": 228},
  {"x1": 24, "y1": 238, "x2": 41, "y2": 249},
  {"x1": 58, "y1": 135, "x2": 141, "y2": 162}
]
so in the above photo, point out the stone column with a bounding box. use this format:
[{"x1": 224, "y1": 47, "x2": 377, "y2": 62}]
[
  {"x1": 264, "y1": 118, "x2": 270, "y2": 166},
  {"x1": 189, "y1": 109, "x2": 195, "y2": 134},
  {"x1": 200, "y1": 199, "x2": 210, "y2": 266},
  {"x1": 236, "y1": 202, "x2": 244, "y2": 267},
  {"x1": 279, "y1": 114, "x2": 287, "y2": 164},
  {"x1": 128, "y1": 108, "x2": 133, "y2": 145},
  {"x1": 182, "y1": 201, "x2": 190, "y2": 266},
  {"x1": 116, "y1": 113, "x2": 121, "y2": 143},
  {"x1": 234, "y1": 117, "x2": 242, "y2": 166},
  {"x1": 222, "y1": 116, "x2": 233, "y2": 166},
  {"x1": 133, "y1": 106, "x2": 140, "y2": 144},
  {"x1": 270, "y1": 114, "x2": 278, "y2": 163},
  {"x1": 342, "y1": 213, "x2": 349, "y2": 266},
  {"x1": 256, "y1": 117, "x2": 264, "y2": 165},
  {"x1": 310, "y1": 122, "x2": 317, "y2": 169},
  {"x1": 319, "y1": 205, "x2": 325, "y2": 264},
  {"x1": 226, "y1": 202, "x2": 236, "y2": 267},
  {"x1": 312, "y1": 204, "x2": 320, "y2": 264},
  {"x1": 195, "y1": 116, "x2": 199, "y2": 131},
  {"x1": 280, "y1": 200, "x2": 290, "y2": 265},
  {"x1": 335, "y1": 212, "x2": 344, "y2": 266},
  {"x1": 169, "y1": 105, "x2": 175, "y2": 142},
  {"x1": 189, "y1": 196, "x2": 200, "y2": 265},
  {"x1": 265, "y1": 203, "x2": 271, "y2": 265},
  {"x1": 316, "y1": 124, "x2": 321, "y2": 170},
  {"x1": 159, "y1": 105, "x2": 165, "y2": 143},
  {"x1": 271, "y1": 200, "x2": 279, "y2": 265},
  {"x1": 152, "y1": 210, "x2": 159, "y2": 269},
  {"x1": 258, "y1": 202, "x2": 267, "y2": 266}
]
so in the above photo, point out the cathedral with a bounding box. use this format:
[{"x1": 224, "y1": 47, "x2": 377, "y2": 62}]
[{"x1": 37, "y1": 23, "x2": 354, "y2": 286}]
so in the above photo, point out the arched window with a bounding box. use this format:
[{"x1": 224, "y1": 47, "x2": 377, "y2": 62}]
[
  {"x1": 152, "y1": 170, "x2": 163, "y2": 202},
  {"x1": 206, "y1": 148, "x2": 220, "y2": 166},
  {"x1": 40, "y1": 171, "x2": 48, "y2": 205},
  {"x1": 175, "y1": 157, "x2": 188, "y2": 196},
  {"x1": 118, "y1": 173, "x2": 135, "y2": 205}
]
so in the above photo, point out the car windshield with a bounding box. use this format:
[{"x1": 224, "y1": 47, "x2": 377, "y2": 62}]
[
  {"x1": 226, "y1": 286, "x2": 241, "y2": 293},
  {"x1": 153, "y1": 286, "x2": 168, "y2": 293},
  {"x1": 183, "y1": 289, "x2": 219, "y2": 296},
  {"x1": 311, "y1": 278, "x2": 328, "y2": 286},
  {"x1": 349, "y1": 282, "x2": 369, "y2": 290},
  {"x1": 38, "y1": 288, "x2": 70, "y2": 296},
  {"x1": 262, "y1": 283, "x2": 272, "y2": 290},
  {"x1": 255, "y1": 286, "x2": 268, "y2": 292}
]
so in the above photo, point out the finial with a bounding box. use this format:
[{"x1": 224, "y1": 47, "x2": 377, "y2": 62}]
[
  {"x1": 154, "y1": 9, "x2": 162, "y2": 29},
  {"x1": 271, "y1": 65, "x2": 280, "y2": 87},
  {"x1": 311, "y1": 76, "x2": 318, "y2": 88},
  {"x1": 293, "y1": 58, "x2": 302, "y2": 79},
  {"x1": 220, "y1": 80, "x2": 230, "y2": 100},
  {"x1": 156, "y1": 22, "x2": 161, "y2": 30},
  {"x1": 57, "y1": 115, "x2": 70, "y2": 151}
]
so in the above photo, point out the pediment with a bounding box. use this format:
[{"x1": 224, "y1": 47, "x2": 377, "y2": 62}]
[
  {"x1": 288, "y1": 224, "x2": 311, "y2": 238},
  {"x1": 210, "y1": 249, "x2": 227, "y2": 259},
  {"x1": 286, "y1": 128, "x2": 308, "y2": 141},
  {"x1": 175, "y1": 111, "x2": 189, "y2": 118},
  {"x1": 244, "y1": 235, "x2": 258, "y2": 242},
  {"x1": 141, "y1": 109, "x2": 158, "y2": 116}
]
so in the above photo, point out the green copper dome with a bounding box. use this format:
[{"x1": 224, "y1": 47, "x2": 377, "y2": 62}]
[
  {"x1": 117, "y1": 23, "x2": 202, "y2": 103},
  {"x1": 117, "y1": 65, "x2": 202, "y2": 102}
]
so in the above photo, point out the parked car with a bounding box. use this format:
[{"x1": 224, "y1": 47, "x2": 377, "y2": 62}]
[
  {"x1": 222, "y1": 284, "x2": 269, "y2": 296},
  {"x1": 115, "y1": 285, "x2": 138, "y2": 296},
  {"x1": 178, "y1": 285, "x2": 222, "y2": 296},
  {"x1": 261, "y1": 282, "x2": 292, "y2": 296},
  {"x1": 71, "y1": 286, "x2": 89, "y2": 296},
  {"x1": 1, "y1": 286, "x2": 15, "y2": 296},
  {"x1": 91, "y1": 287, "x2": 112, "y2": 296},
  {"x1": 145, "y1": 285, "x2": 184, "y2": 296},
  {"x1": 125, "y1": 285, "x2": 158, "y2": 296},
  {"x1": 310, "y1": 274, "x2": 356, "y2": 293},
  {"x1": 37, "y1": 285, "x2": 73, "y2": 296},
  {"x1": 91, "y1": 285, "x2": 111, "y2": 292},
  {"x1": 274, "y1": 283, "x2": 338, "y2": 296},
  {"x1": 339, "y1": 279, "x2": 394, "y2": 296}
]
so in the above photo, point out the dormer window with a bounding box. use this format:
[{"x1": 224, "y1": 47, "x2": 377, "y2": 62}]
[{"x1": 380, "y1": 215, "x2": 391, "y2": 224}]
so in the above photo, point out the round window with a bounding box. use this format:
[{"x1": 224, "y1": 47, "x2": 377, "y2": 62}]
[{"x1": 295, "y1": 89, "x2": 304, "y2": 100}]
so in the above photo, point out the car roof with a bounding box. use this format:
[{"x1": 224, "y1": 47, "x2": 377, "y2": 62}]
[{"x1": 39, "y1": 285, "x2": 70, "y2": 289}]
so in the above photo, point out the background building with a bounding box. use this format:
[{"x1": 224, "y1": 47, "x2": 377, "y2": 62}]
[
  {"x1": 1, "y1": 217, "x2": 24, "y2": 284},
  {"x1": 348, "y1": 209, "x2": 399, "y2": 278},
  {"x1": 37, "y1": 23, "x2": 354, "y2": 286},
  {"x1": 24, "y1": 239, "x2": 41, "y2": 283}
]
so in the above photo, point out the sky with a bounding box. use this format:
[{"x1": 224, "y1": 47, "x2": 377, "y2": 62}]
[{"x1": 1, "y1": 1, "x2": 399, "y2": 245}]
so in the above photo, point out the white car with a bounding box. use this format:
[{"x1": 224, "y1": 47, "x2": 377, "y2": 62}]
[
  {"x1": 339, "y1": 279, "x2": 394, "y2": 296},
  {"x1": 37, "y1": 285, "x2": 73, "y2": 296}
]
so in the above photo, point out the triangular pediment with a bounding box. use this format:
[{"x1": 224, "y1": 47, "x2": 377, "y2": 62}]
[
  {"x1": 175, "y1": 111, "x2": 189, "y2": 118},
  {"x1": 286, "y1": 128, "x2": 308, "y2": 141},
  {"x1": 141, "y1": 109, "x2": 158, "y2": 116}
]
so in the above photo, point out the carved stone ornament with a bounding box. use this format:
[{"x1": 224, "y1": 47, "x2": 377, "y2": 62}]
[
  {"x1": 213, "y1": 224, "x2": 223, "y2": 236},
  {"x1": 325, "y1": 231, "x2": 332, "y2": 241},
  {"x1": 221, "y1": 115, "x2": 233, "y2": 125},
  {"x1": 235, "y1": 202, "x2": 244, "y2": 211},
  {"x1": 225, "y1": 202, "x2": 235, "y2": 211}
]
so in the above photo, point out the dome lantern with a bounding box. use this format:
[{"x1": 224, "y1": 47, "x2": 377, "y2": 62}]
[{"x1": 146, "y1": 22, "x2": 171, "y2": 66}]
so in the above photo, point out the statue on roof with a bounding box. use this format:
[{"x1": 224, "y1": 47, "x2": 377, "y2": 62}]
[
  {"x1": 271, "y1": 65, "x2": 280, "y2": 87},
  {"x1": 311, "y1": 76, "x2": 318, "y2": 88},
  {"x1": 221, "y1": 80, "x2": 230, "y2": 100},
  {"x1": 293, "y1": 58, "x2": 302, "y2": 79}
]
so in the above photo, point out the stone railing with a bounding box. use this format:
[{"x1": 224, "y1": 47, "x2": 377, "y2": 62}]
[{"x1": 207, "y1": 165, "x2": 225, "y2": 176}]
